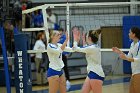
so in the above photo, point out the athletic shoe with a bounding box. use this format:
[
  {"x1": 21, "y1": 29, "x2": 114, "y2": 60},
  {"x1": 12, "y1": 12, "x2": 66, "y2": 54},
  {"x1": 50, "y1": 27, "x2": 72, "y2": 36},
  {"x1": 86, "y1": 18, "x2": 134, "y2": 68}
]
[{"x1": 66, "y1": 80, "x2": 71, "y2": 91}]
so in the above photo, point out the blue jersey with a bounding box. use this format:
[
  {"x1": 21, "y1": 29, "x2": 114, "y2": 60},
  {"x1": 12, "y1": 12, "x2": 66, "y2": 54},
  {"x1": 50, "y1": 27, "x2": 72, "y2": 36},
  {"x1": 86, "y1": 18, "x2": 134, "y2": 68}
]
[
  {"x1": 33, "y1": 14, "x2": 39, "y2": 26},
  {"x1": 33, "y1": 13, "x2": 43, "y2": 27},
  {"x1": 38, "y1": 14, "x2": 43, "y2": 25}
]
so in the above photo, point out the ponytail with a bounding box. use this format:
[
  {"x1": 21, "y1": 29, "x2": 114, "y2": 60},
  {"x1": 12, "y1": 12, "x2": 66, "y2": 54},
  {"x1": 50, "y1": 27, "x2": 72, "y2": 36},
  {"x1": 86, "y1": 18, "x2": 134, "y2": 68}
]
[
  {"x1": 88, "y1": 29, "x2": 101, "y2": 43},
  {"x1": 49, "y1": 30, "x2": 53, "y2": 43}
]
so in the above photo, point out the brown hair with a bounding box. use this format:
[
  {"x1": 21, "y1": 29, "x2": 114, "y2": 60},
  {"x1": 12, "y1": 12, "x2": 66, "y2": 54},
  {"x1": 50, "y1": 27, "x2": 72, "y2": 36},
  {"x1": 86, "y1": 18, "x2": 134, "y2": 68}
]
[
  {"x1": 36, "y1": 32, "x2": 43, "y2": 40},
  {"x1": 46, "y1": 8, "x2": 51, "y2": 12},
  {"x1": 88, "y1": 29, "x2": 101, "y2": 43},
  {"x1": 130, "y1": 27, "x2": 140, "y2": 40}
]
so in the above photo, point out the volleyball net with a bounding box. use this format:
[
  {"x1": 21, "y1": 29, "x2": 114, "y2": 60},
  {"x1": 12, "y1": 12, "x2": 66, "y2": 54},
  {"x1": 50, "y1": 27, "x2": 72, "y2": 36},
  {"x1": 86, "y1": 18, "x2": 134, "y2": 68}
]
[{"x1": 22, "y1": 1, "x2": 140, "y2": 49}]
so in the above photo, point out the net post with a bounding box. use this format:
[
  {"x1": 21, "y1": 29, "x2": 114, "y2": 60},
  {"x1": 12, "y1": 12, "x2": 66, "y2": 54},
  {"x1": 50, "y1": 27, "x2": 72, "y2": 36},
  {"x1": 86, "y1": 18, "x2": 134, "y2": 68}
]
[{"x1": 42, "y1": 5, "x2": 49, "y2": 44}]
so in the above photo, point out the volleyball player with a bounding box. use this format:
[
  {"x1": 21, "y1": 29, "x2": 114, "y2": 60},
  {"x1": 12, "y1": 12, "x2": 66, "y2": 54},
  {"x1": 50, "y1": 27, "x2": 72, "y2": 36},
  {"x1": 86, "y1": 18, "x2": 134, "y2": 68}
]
[
  {"x1": 47, "y1": 30, "x2": 74, "y2": 93},
  {"x1": 73, "y1": 29, "x2": 105, "y2": 93},
  {"x1": 112, "y1": 27, "x2": 140, "y2": 93}
]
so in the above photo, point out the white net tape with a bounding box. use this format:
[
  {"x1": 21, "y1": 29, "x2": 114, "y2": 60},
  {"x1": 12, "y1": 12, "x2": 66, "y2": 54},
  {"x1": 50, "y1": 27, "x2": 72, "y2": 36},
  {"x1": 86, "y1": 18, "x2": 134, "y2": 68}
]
[{"x1": 27, "y1": 49, "x2": 130, "y2": 54}]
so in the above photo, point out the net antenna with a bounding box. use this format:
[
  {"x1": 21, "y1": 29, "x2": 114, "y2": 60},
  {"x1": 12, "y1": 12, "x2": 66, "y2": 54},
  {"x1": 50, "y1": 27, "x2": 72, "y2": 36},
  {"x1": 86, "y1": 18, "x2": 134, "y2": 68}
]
[{"x1": 66, "y1": 0, "x2": 70, "y2": 47}]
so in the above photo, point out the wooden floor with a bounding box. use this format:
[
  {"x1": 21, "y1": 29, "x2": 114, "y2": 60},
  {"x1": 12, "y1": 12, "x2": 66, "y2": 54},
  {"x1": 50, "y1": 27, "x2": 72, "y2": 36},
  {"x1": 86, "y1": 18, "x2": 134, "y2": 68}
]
[{"x1": 0, "y1": 75, "x2": 130, "y2": 93}]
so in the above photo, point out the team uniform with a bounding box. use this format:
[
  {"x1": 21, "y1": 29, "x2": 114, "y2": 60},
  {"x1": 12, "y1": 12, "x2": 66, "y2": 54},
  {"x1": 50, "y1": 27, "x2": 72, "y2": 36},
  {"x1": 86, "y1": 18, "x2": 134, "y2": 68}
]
[
  {"x1": 126, "y1": 41, "x2": 140, "y2": 93},
  {"x1": 127, "y1": 41, "x2": 140, "y2": 74},
  {"x1": 58, "y1": 34, "x2": 71, "y2": 90},
  {"x1": 58, "y1": 34, "x2": 70, "y2": 79},
  {"x1": 73, "y1": 41, "x2": 105, "y2": 81},
  {"x1": 47, "y1": 43, "x2": 74, "y2": 77}
]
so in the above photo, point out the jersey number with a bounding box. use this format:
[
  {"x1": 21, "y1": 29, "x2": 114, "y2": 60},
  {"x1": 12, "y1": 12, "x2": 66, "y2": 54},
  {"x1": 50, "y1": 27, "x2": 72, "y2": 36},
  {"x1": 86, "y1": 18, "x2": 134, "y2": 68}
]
[{"x1": 59, "y1": 53, "x2": 61, "y2": 58}]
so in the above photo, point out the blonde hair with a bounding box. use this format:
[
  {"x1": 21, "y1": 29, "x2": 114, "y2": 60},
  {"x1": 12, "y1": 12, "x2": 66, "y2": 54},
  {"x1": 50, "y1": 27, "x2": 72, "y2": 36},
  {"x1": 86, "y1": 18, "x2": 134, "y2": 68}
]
[{"x1": 49, "y1": 30, "x2": 59, "y2": 43}]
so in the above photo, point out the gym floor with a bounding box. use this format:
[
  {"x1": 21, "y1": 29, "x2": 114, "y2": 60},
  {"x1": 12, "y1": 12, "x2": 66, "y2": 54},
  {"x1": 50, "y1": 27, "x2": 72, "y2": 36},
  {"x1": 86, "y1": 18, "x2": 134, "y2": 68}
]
[{"x1": 0, "y1": 75, "x2": 130, "y2": 93}]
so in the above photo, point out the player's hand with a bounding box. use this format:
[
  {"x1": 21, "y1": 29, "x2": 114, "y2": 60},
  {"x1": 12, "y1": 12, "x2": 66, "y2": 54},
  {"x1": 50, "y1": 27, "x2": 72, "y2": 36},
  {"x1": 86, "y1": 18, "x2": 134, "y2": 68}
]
[
  {"x1": 112, "y1": 47, "x2": 123, "y2": 54},
  {"x1": 65, "y1": 32, "x2": 69, "y2": 42},
  {"x1": 119, "y1": 53, "x2": 127, "y2": 60},
  {"x1": 72, "y1": 29, "x2": 80, "y2": 42},
  {"x1": 82, "y1": 33, "x2": 86, "y2": 45},
  {"x1": 77, "y1": 30, "x2": 80, "y2": 43}
]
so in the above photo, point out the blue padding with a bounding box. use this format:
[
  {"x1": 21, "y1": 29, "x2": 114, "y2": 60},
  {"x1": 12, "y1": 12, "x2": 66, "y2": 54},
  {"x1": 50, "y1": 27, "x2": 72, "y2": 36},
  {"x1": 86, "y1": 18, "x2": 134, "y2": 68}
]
[
  {"x1": 14, "y1": 34, "x2": 32, "y2": 93},
  {"x1": 0, "y1": 27, "x2": 11, "y2": 93},
  {"x1": 13, "y1": 27, "x2": 20, "y2": 35}
]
